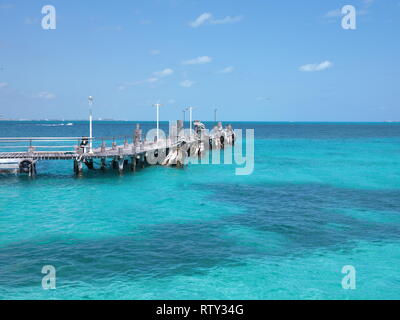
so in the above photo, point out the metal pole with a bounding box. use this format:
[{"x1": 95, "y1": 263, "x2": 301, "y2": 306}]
[
  {"x1": 88, "y1": 96, "x2": 94, "y2": 153},
  {"x1": 153, "y1": 103, "x2": 162, "y2": 142},
  {"x1": 189, "y1": 107, "x2": 193, "y2": 138},
  {"x1": 157, "y1": 104, "x2": 159, "y2": 142},
  {"x1": 89, "y1": 109, "x2": 93, "y2": 152}
]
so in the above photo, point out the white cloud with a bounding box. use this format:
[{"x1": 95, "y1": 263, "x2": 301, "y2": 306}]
[
  {"x1": 147, "y1": 77, "x2": 158, "y2": 83},
  {"x1": 299, "y1": 60, "x2": 333, "y2": 72},
  {"x1": 0, "y1": 82, "x2": 8, "y2": 88},
  {"x1": 34, "y1": 91, "x2": 56, "y2": 100},
  {"x1": 359, "y1": 0, "x2": 375, "y2": 14},
  {"x1": 119, "y1": 68, "x2": 173, "y2": 90},
  {"x1": 153, "y1": 68, "x2": 174, "y2": 77},
  {"x1": 218, "y1": 66, "x2": 234, "y2": 74},
  {"x1": 180, "y1": 80, "x2": 195, "y2": 88},
  {"x1": 150, "y1": 49, "x2": 160, "y2": 56},
  {"x1": 189, "y1": 12, "x2": 243, "y2": 28},
  {"x1": 210, "y1": 15, "x2": 243, "y2": 25},
  {"x1": 182, "y1": 56, "x2": 212, "y2": 65},
  {"x1": 189, "y1": 13, "x2": 212, "y2": 28},
  {"x1": 118, "y1": 68, "x2": 173, "y2": 91},
  {"x1": 324, "y1": 9, "x2": 342, "y2": 18},
  {"x1": 325, "y1": 0, "x2": 375, "y2": 18},
  {"x1": 362, "y1": 0, "x2": 374, "y2": 6}
]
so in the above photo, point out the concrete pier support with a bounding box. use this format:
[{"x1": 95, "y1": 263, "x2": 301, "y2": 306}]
[
  {"x1": 130, "y1": 156, "x2": 136, "y2": 172},
  {"x1": 140, "y1": 154, "x2": 145, "y2": 168},
  {"x1": 176, "y1": 147, "x2": 185, "y2": 168},
  {"x1": 85, "y1": 159, "x2": 94, "y2": 170},
  {"x1": 28, "y1": 162, "x2": 36, "y2": 177},
  {"x1": 1, "y1": 119, "x2": 235, "y2": 177},
  {"x1": 118, "y1": 158, "x2": 124, "y2": 174},
  {"x1": 112, "y1": 158, "x2": 118, "y2": 169},
  {"x1": 101, "y1": 158, "x2": 106, "y2": 170},
  {"x1": 74, "y1": 159, "x2": 83, "y2": 175}
]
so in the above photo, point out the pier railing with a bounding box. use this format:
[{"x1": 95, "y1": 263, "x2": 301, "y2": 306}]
[
  {"x1": 0, "y1": 137, "x2": 81, "y2": 152},
  {"x1": 0, "y1": 136, "x2": 132, "y2": 153}
]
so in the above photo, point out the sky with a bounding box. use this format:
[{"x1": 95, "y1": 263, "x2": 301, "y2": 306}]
[{"x1": 0, "y1": 0, "x2": 399, "y2": 121}]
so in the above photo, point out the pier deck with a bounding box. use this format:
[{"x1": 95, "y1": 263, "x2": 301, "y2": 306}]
[
  {"x1": 0, "y1": 141, "x2": 184, "y2": 160},
  {"x1": 0, "y1": 121, "x2": 234, "y2": 175}
]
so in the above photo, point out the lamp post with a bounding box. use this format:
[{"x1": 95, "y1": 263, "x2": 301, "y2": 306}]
[
  {"x1": 88, "y1": 96, "x2": 94, "y2": 153},
  {"x1": 153, "y1": 103, "x2": 162, "y2": 142}
]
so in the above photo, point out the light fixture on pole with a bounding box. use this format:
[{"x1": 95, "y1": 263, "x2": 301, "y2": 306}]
[
  {"x1": 88, "y1": 96, "x2": 94, "y2": 153},
  {"x1": 153, "y1": 102, "x2": 163, "y2": 142}
]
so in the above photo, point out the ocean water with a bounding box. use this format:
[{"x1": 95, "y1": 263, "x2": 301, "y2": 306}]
[{"x1": 0, "y1": 121, "x2": 399, "y2": 300}]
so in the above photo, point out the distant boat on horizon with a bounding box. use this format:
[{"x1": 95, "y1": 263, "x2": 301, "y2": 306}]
[{"x1": 36, "y1": 122, "x2": 74, "y2": 127}]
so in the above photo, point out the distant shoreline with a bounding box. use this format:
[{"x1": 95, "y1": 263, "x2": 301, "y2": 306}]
[{"x1": 1, "y1": 120, "x2": 400, "y2": 124}]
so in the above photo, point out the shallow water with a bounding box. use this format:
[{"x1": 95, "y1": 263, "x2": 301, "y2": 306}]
[{"x1": 0, "y1": 121, "x2": 399, "y2": 299}]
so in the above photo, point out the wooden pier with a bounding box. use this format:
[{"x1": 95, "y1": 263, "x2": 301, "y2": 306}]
[{"x1": 0, "y1": 121, "x2": 235, "y2": 176}]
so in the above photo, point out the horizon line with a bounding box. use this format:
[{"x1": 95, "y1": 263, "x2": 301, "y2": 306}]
[{"x1": 1, "y1": 119, "x2": 400, "y2": 123}]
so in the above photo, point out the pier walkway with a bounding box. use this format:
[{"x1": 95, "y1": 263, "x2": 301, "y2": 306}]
[{"x1": 0, "y1": 121, "x2": 235, "y2": 176}]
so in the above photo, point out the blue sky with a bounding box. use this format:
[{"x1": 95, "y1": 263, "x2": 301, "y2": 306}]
[{"x1": 0, "y1": 0, "x2": 399, "y2": 121}]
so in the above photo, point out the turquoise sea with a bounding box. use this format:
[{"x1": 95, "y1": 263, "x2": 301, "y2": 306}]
[{"x1": 0, "y1": 121, "x2": 399, "y2": 300}]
